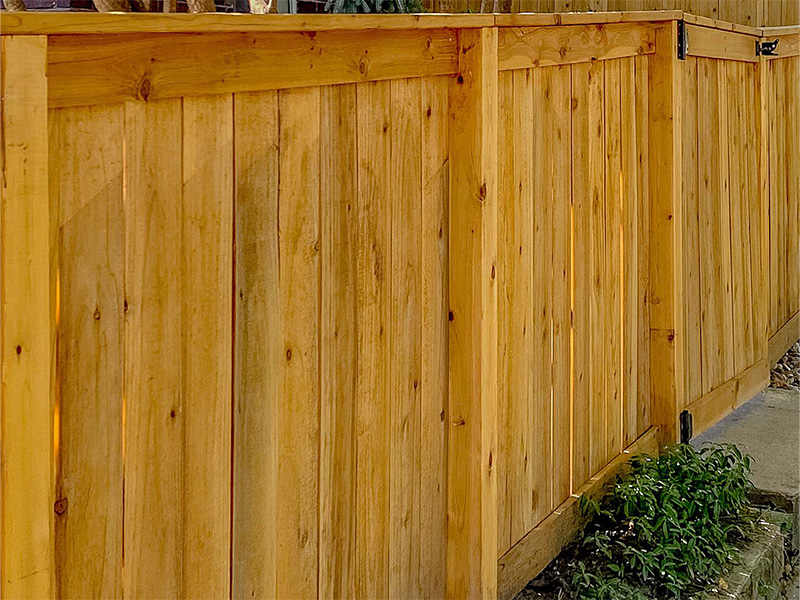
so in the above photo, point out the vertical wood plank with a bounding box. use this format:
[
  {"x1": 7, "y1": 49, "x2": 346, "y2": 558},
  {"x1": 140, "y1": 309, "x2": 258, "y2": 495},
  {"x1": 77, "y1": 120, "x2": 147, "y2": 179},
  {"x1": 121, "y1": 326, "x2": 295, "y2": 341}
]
[
  {"x1": 584, "y1": 60, "x2": 608, "y2": 475},
  {"x1": 531, "y1": 66, "x2": 553, "y2": 520},
  {"x1": 784, "y1": 58, "x2": 799, "y2": 320},
  {"x1": 420, "y1": 74, "x2": 449, "y2": 600},
  {"x1": 570, "y1": 62, "x2": 592, "y2": 488},
  {"x1": 551, "y1": 65, "x2": 572, "y2": 507},
  {"x1": 123, "y1": 99, "x2": 183, "y2": 600},
  {"x1": 681, "y1": 57, "x2": 703, "y2": 407},
  {"x1": 634, "y1": 54, "x2": 651, "y2": 437},
  {"x1": 513, "y1": 68, "x2": 535, "y2": 545},
  {"x1": 356, "y1": 79, "x2": 391, "y2": 600},
  {"x1": 319, "y1": 83, "x2": 357, "y2": 600},
  {"x1": 389, "y1": 76, "x2": 423, "y2": 600},
  {"x1": 620, "y1": 57, "x2": 640, "y2": 447},
  {"x1": 233, "y1": 90, "x2": 280, "y2": 600},
  {"x1": 0, "y1": 34, "x2": 54, "y2": 600},
  {"x1": 604, "y1": 59, "x2": 623, "y2": 460},
  {"x1": 447, "y1": 26, "x2": 498, "y2": 600},
  {"x1": 496, "y1": 69, "x2": 514, "y2": 557},
  {"x1": 54, "y1": 105, "x2": 124, "y2": 600},
  {"x1": 649, "y1": 22, "x2": 684, "y2": 447},
  {"x1": 276, "y1": 87, "x2": 321, "y2": 600},
  {"x1": 768, "y1": 59, "x2": 781, "y2": 335},
  {"x1": 181, "y1": 94, "x2": 233, "y2": 599}
]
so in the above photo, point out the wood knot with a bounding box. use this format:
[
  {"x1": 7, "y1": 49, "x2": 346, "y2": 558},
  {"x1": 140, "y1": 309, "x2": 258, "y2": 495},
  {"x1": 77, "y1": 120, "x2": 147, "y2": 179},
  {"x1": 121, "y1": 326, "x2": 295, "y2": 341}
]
[
  {"x1": 139, "y1": 78, "x2": 151, "y2": 101},
  {"x1": 54, "y1": 498, "x2": 68, "y2": 516}
]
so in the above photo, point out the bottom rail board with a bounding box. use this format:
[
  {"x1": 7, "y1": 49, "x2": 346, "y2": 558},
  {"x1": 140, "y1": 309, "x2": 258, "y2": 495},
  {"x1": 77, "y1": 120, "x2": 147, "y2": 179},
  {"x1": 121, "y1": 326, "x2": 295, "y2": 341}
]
[
  {"x1": 768, "y1": 310, "x2": 800, "y2": 367},
  {"x1": 684, "y1": 359, "x2": 769, "y2": 438},
  {"x1": 496, "y1": 427, "x2": 660, "y2": 600}
]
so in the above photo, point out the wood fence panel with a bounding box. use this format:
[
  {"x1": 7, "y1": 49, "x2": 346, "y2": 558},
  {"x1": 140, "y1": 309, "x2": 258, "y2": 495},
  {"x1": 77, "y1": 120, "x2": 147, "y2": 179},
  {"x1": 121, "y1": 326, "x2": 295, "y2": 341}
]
[
  {"x1": 765, "y1": 54, "x2": 800, "y2": 347},
  {"x1": 697, "y1": 57, "x2": 736, "y2": 395},
  {"x1": 497, "y1": 53, "x2": 650, "y2": 557},
  {"x1": 53, "y1": 104, "x2": 124, "y2": 600},
  {"x1": 6, "y1": 15, "x2": 797, "y2": 600}
]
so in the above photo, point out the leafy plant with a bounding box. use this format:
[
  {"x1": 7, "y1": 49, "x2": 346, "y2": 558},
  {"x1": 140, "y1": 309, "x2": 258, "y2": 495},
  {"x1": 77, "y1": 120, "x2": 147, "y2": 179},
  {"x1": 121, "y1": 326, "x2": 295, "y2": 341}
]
[{"x1": 562, "y1": 443, "x2": 758, "y2": 600}]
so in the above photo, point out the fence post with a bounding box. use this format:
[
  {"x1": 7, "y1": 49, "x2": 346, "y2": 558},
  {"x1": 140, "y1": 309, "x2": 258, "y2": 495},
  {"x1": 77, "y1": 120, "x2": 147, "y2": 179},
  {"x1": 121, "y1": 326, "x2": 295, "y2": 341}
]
[
  {"x1": 648, "y1": 21, "x2": 685, "y2": 449},
  {"x1": 0, "y1": 36, "x2": 55, "y2": 599},
  {"x1": 447, "y1": 26, "x2": 499, "y2": 600}
]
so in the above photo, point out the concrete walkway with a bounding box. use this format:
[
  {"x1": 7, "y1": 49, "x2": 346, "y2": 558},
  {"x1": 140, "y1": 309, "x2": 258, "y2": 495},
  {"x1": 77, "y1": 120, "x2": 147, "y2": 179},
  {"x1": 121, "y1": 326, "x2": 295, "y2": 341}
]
[
  {"x1": 692, "y1": 385, "x2": 800, "y2": 598},
  {"x1": 692, "y1": 387, "x2": 799, "y2": 500}
]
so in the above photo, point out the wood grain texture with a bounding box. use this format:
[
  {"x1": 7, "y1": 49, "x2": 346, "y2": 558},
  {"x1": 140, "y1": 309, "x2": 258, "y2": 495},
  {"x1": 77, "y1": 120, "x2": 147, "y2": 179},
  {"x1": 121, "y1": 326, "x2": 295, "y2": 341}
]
[
  {"x1": 420, "y1": 74, "x2": 450, "y2": 600},
  {"x1": 685, "y1": 23, "x2": 760, "y2": 62},
  {"x1": 276, "y1": 87, "x2": 320, "y2": 600},
  {"x1": 355, "y1": 79, "x2": 391, "y2": 600},
  {"x1": 447, "y1": 26, "x2": 498, "y2": 600},
  {"x1": 319, "y1": 83, "x2": 357, "y2": 600},
  {"x1": 1, "y1": 34, "x2": 54, "y2": 600},
  {"x1": 123, "y1": 98, "x2": 183, "y2": 599},
  {"x1": 181, "y1": 94, "x2": 233, "y2": 599},
  {"x1": 498, "y1": 23, "x2": 655, "y2": 71},
  {"x1": 232, "y1": 90, "x2": 280, "y2": 600},
  {"x1": 53, "y1": 104, "x2": 124, "y2": 600},
  {"x1": 550, "y1": 64, "x2": 572, "y2": 510},
  {"x1": 681, "y1": 57, "x2": 703, "y2": 407},
  {"x1": 47, "y1": 29, "x2": 459, "y2": 108},
  {"x1": 389, "y1": 76, "x2": 423, "y2": 600},
  {"x1": 531, "y1": 66, "x2": 554, "y2": 524},
  {"x1": 648, "y1": 22, "x2": 683, "y2": 447},
  {"x1": 497, "y1": 428, "x2": 659, "y2": 600}
]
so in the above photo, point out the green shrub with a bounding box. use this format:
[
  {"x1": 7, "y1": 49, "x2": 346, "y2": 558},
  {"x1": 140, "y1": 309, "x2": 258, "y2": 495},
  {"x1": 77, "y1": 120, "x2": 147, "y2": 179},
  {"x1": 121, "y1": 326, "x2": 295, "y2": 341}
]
[{"x1": 567, "y1": 443, "x2": 757, "y2": 600}]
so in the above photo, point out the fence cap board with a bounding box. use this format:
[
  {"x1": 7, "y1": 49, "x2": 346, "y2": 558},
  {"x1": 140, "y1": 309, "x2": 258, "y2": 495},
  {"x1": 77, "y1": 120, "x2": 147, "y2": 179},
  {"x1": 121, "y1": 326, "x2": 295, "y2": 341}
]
[
  {"x1": 761, "y1": 24, "x2": 800, "y2": 35},
  {"x1": 494, "y1": 10, "x2": 682, "y2": 27},
  {"x1": 682, "y1": 12, "x2": 762, "y2": 37},
  {"x1": 0, "y1": 12, "x2": 495, "y2": 35}
]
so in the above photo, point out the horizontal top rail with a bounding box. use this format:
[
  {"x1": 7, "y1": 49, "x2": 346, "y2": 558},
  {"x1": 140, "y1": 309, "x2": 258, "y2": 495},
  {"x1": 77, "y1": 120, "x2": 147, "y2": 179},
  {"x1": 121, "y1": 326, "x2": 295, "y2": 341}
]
[{"x1": 0, "y1": 10, "x2": 786, "y2": 36}]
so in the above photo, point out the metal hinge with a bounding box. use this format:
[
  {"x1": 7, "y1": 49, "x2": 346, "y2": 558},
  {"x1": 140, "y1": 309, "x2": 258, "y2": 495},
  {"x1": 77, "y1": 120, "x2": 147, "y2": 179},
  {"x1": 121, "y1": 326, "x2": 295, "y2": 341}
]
[
  {"x1": 757, "y1": 39, "x2": 780, "y2": 56},
  {"x1": 677, "y1": 20, "x2": 688, "y2": 60},
  {"x1": 679, "y1": 410, "x2": 693, "y2": 444}
]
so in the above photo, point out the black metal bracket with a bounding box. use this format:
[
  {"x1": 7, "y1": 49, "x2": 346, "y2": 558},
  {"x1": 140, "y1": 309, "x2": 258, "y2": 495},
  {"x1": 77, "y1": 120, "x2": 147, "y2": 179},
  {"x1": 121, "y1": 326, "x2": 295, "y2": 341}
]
[
  {"x1": 677, "y1": 20, "x2": 688, "y2": 60},
  {"x1": 679, "y1": 410, "x2": 693, "y2": 444},
  {"x1": 757, "y1": 39, "x2": 780, "y2": 56}
]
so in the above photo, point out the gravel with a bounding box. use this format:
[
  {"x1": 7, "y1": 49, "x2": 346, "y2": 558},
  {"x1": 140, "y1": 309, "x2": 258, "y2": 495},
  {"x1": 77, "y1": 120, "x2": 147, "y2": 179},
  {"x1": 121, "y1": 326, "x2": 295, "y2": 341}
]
[{"x1": 770, "y1": 340, "x2": 800, "y2": 391}]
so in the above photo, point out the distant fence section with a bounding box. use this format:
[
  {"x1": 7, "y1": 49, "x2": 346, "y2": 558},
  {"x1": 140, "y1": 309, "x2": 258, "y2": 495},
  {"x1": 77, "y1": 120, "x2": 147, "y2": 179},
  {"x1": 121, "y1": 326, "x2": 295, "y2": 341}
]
[
  {"x1": 1, "y1": 11, "x2": 797, "y2": 600},
  {"x1": 422, "y1": 0, "x2": 798, "y2": 27}
]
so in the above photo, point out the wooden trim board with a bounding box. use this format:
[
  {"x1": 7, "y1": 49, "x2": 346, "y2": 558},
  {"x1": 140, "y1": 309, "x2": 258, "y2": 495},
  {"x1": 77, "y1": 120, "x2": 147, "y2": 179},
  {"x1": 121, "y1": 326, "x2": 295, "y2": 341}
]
[
  {"x1": 0, "y1": 34, "x2": 54, "y2": 600},
  {"x1": 0, "y1": 12, "x2": 493, "y2": 35},
  {"x1": 497, "y1": 23, "x2": 655, "y2": 71},
  {"x1": 496, "y1": 428, "x2": 660, "y2": 600},
  {"x1": 685, "y1": 23, "x2": 760, "y2": 62},
  {"x1": 761, "y1": 32, "x2": 800, "y2": 58},
  {"x1": 684, "y1": 359, "x2": 770, "y2": 438},
  {"x1": 46, "y1": 28, "x2": 459, "y2": 108},
  {"x1": 768, "y1": 311, "x2": 800, "y2": 366}
]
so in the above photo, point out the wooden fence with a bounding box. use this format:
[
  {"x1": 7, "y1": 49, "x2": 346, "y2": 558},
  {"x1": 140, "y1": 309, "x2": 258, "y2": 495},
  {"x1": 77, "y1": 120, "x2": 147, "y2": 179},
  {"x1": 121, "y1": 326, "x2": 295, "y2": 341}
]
[
  {"x1": 0, "y1": 11, "x2": 797, "y2": 600},
  {"x1": 422, "y1": 0, "x2": 799, "y2": 27}
]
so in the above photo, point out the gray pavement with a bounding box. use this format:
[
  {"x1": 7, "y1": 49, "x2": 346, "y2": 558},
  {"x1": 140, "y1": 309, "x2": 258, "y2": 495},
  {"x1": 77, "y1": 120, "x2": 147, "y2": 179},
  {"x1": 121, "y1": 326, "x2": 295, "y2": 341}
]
[{"x1": 692, "y1": 387, "x2": 799, "y2": 501}]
